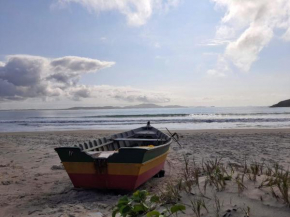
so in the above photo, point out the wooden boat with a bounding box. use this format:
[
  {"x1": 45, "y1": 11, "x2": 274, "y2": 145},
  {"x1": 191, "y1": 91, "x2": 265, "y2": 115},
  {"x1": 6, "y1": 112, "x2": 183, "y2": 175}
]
[{"x1": 55, "y1": 122, "x2": 172, "y2": 190}]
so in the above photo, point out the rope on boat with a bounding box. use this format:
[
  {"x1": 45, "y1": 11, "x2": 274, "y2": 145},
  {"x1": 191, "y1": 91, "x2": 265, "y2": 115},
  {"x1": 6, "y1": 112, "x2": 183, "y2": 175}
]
[
  {"x1": 95, "y1": 158, "x2": 108, "y2": 174},
  {"x1": 166, "y1": 127, "x2": 182, "y2": 147}
]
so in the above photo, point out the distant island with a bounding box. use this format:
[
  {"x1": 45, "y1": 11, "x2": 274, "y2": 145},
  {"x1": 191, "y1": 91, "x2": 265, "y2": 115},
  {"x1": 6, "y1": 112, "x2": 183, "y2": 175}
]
[
  {"x1": 0, "y1": 103, "x2": 186, "y2": 111},
  {"x1": 270, "y1": 99, "x2": 290, "y2": 107},
  {"x1": 66, "y1": 103, "x2": 185, "y2": 110}
]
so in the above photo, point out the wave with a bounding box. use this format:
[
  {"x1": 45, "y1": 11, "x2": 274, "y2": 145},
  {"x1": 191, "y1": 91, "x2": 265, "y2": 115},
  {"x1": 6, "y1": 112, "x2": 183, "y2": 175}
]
[
  {"x1": 3, "y1": 118, "x2": 290, "y2": 126},
  {"x1": 27, "y1": 114, "x2": 189, "y2": 119},
  {"x1": 25, "y1": 112, "x2": 290, "y2": 119},
  {"x1": 207, "y1": 112, "x2": 290, "y2": 116},
  {"x1": 81, "y1": 114, "x2": 190, "y2": 118}
]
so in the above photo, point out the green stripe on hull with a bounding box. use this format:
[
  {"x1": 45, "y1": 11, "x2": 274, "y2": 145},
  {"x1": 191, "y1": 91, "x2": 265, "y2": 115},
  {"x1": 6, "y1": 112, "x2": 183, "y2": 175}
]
[
  {"x1": 107, "y1": 148, "x2": 146, "y2": 163},
  {"x1": 142, "y1": 144, "x2": 170, "y2": 163},
  {"x1": 55, "y1": 147, "x2": 94, "y2": 162},
  {"x1": 107, "y1": 143, "x2": 170, "y2": 163},
  {"x1": 55, "y1": 142, "x2": 171, "y2": 164}
]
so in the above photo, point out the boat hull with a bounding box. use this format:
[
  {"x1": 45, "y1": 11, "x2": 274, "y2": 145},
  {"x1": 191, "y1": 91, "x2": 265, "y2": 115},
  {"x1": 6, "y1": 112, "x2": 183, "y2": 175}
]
[{"x1": 55, "y1": 143, "x2": 170, "y2": 190}]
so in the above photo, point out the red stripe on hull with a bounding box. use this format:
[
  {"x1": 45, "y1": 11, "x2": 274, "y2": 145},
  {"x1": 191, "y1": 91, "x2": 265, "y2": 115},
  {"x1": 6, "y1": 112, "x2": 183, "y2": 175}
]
[
  {"x1": 68, "y1": 162, "x2": 165, "y2": 190},
  {"x1": 107, "y1": 161, "x2": 165, "y2": 190},
  {"x1": 68, "y1": 173, "x2": 108, "y2": 189},
  {"x1": 135, "y1": 162, "x2": 165, "y2": 189}
]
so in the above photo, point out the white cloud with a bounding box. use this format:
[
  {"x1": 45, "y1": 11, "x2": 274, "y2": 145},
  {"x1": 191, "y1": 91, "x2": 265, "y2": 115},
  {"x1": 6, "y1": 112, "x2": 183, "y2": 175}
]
[
  {"x1": 211, "y1": 0, "x2": 290, "y2": 71},
  {"x1": 225, "y1": 24, "x2": 273, "y2": 71},
  {"x1": 69, "y1": 85, "x2": 92, "y2": 101},
  {"x1": 49, "y1": 56, "x2": 114, "y2": 85},
  {"x1": 54, "y1": 0, "x2": 180, "y2": 26},
  {"x1": 206, "y1": 69, "x2": 225, "y2": 78},
  {"x1": 0, "y1": 55, "x2": 170, "y2": 104},
  {"x1": 282, "y1": 28, "x2": 290, "y2": 41},
  {"x1": 215, "y1": 25, "x2": 235, "y2": 39},
  {"x1": 106, "y1": 86, "x2": 170, "y2": 103},
  {"x1": 0, "y1": 55, "x2": 49, "y2": 87},
  {"x1": 200, "y1": 39, "x2": 231, "y2": 46},
  {"x1": 69, "y1": 85, "x2": 170, "y2": 103},
  {"x1": 50, "y1": 56, "x2": 113, "y2": 73},
  {"x1": 207, "y1": 55, "x2": 229, "y2": 77},
  {"x1": 0, "y1": 55, "x2": 113, "y2": 101}
]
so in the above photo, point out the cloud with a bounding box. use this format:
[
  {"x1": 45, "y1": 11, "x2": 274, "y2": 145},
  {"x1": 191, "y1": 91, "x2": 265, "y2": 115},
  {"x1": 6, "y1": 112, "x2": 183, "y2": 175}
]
[
  {"x1": 49, "y1": 56, "x2": 114, "y2": 85},
  {"x1": 0, "y1": 55, "x2": 170, "y2": 104},
  {"x1": 68, "y1": 85, "x2": 171, "y2": 103},
  {"x1": 215, "y1": 25, "x2": 235, "y2": 39},
  {"x1": 0, "y1": 55, "x2": 114, "y2": 101},
  {"x1": 54, "y1": 0, "x2": 180, "y2": 26},
  {"x1": 50, "y1": 56, "x2": 113, "y2": 73},
  {"x1": 0, "y1": 79, "x2": 19, "y2": 100},
  {"x1": 199, "y1": 39, "x2": 231, "y2": 46},
  {"x1": 225, "y1": 24, "x2": 273, "y2": 71},
  {"x1": 107, "y1": 86, "x2": 170, "y2": 103},
  {"x1": 282, "y1": 28, "x2": 290, "y2": 41},
  {"x1": 69, "y1": 85, "x2": 92, "y2": 101},
  {"x1": 207, "y1": 55, "x2": 230, "y2": 77},
  {"x1": 211, "y1": 0, "x2": 290, "y2": 71},
  {"x1": 0, "y1": 55, "x2": 48, "y2": 87},
  {"x1": 206, "y1": 69, "x2": 225, "y2": 78}
]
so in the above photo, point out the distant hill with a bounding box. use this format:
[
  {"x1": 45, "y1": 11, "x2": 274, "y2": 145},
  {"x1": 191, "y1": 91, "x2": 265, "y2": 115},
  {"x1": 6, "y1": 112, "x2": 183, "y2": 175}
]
[
  {"x1": 66, "y1": 103, "x2": 185, "y2": 110},
  {"x1": 270, "y1": 99, "x2": 290, "y2": 107},
  {"x1": 66, "y1": 106, "x2": 118, "y2": 110}
]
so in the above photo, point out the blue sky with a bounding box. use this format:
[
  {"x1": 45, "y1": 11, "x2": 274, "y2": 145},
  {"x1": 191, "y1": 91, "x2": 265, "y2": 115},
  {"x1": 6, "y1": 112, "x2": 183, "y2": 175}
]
[{"x1": 0, "y1": 0, "x2": 290, "y2": 109}]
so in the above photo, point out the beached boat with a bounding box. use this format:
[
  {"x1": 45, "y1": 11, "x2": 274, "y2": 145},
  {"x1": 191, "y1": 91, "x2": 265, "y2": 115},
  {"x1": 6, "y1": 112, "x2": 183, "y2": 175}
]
[{"x1": 55, "y1": 122, "x2": 172, "y2": 190}]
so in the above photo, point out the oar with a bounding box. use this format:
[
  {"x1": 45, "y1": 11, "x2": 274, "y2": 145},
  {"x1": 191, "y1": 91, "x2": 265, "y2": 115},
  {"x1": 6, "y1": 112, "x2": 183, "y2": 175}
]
[{"x1": 166, "y1": 128, "x2": 182, "y2": 147}]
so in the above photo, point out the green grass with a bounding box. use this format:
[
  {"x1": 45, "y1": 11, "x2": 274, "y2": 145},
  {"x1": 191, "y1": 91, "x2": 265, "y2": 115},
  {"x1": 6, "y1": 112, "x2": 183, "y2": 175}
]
[{"x1": 112, "y1": 159, "x2": 290, "y2": 216}]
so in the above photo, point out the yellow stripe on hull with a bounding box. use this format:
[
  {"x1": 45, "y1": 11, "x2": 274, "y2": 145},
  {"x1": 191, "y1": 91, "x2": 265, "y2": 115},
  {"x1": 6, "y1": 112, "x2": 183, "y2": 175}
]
[
  {"x1": 62, "y1": 152, "x2": 168, "y2": 176},
  {"x1": 63, "y1": 162, "x2": 96, "y2": 174},
  {"x1": 108, "y1": 152, "x2": 168, "y2": 176}
]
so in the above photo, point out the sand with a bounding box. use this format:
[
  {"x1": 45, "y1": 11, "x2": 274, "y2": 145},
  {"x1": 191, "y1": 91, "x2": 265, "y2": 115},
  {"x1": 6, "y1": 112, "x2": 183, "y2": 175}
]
[{"x1": 1, "y1": 128, "x2": 290, "y2": 216}]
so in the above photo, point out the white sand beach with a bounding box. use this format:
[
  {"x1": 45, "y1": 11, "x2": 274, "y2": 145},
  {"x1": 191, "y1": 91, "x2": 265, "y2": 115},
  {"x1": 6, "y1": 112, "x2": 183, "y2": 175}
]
[{"x1": 1, "y1": 129, "x2": 290, "y2": 217}]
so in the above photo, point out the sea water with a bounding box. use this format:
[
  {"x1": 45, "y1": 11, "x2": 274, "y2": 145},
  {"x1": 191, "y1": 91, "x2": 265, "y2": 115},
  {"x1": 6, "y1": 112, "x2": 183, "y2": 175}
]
[{"x1": 0, "y1": 107, "x2": 290, "y2": 132}]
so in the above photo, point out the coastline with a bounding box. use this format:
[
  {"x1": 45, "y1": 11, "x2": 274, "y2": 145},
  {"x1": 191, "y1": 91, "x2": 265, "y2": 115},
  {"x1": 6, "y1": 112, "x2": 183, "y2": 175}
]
[
  {"x1": 1, "y1": 127, "x2": 290, "y2": 135},
  {"x1": 1, "y1": 128, "x2": 290, "y2": 216},
  {"x1": 1, "y1": 106, "x2": 290, "y2": 133}
]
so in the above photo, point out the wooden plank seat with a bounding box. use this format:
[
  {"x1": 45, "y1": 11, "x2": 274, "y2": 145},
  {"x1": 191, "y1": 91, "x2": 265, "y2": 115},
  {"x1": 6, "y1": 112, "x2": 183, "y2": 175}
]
[
  {"x1": 81, "y1": 140, "x2": 114, "y2": 152},
  {"x1": 135, "y1": 130, "x2": 157, "y2": 136},
  {"x1": 87, "y1": 151, "x2": 117, "y2": 159}
]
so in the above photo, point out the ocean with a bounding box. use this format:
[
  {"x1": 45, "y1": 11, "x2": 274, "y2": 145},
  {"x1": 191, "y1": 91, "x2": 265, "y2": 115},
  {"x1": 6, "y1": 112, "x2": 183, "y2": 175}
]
[{"x1": 0, "y1": 107, "x2": 290, "y2": 132}]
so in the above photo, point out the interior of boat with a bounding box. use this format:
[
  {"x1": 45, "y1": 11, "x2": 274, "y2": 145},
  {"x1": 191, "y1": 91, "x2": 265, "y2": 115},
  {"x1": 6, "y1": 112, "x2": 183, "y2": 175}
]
[{"x1": 75, "y1": 125, "x2": 170, "y2": 154}]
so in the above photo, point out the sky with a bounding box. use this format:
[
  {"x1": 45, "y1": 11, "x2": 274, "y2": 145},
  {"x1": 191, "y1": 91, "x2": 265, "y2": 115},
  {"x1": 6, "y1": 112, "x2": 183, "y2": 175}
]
[{"x1": 0, "y1": 0, "x2": 290, "y2": 109}]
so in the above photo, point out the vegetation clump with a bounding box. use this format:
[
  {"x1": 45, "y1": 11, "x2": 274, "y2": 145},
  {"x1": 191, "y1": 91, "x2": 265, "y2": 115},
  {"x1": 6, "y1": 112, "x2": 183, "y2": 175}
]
[
  {"x1": 112, "y1": 158, "x2": 290, "y2": 216},
  {"x1": 112, "y1": 190, "x2": 185, "y2": 217}
]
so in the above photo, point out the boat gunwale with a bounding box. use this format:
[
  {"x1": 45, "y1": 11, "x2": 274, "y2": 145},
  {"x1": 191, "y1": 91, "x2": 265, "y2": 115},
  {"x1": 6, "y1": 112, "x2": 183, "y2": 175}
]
[
  {"x1": 75, "y1": 126, "x2": 172, "y2": 152},
  {"x1": 54, "y1": 138, "x2": 172, "y2": 152},
  {"x1": 114, "y1": 138, "x2": 172, "y2": 151}
]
